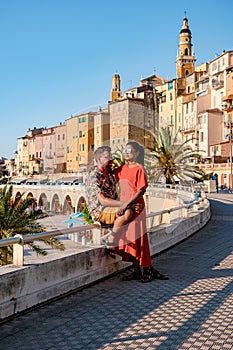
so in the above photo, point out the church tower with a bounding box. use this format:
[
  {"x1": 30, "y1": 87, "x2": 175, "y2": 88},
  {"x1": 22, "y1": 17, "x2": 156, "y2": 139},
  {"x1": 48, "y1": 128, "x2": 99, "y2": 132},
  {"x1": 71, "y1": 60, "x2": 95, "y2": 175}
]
[
  {"x1": 110, "y1": 72, "x2": 122, "y2": 101},
  {"x1": 176, "y1": 15, "x2": 195, "y2": 78}
]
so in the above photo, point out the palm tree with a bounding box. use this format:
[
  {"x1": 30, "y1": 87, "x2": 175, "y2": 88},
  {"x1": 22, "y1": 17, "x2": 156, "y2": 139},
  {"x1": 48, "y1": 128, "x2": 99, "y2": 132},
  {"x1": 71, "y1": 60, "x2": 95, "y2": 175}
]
[
  {"x1": 0, "y1": 185, "x2": 64, "y2": 265},
  {"x1": 146, "y1": 127, "x2": 206, "y2": 184},
  {"x1": 111, "y1": 146, "x2": 126, "y2": 169}
]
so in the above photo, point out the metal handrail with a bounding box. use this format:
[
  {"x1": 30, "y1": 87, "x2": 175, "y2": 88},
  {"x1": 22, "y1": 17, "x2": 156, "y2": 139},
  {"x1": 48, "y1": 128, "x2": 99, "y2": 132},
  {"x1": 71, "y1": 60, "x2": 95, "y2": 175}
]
[
  {"x1": 0, "y1": 198, "x2": 206, "y2": 249},
  {"x1": 0, "y1": 223, "x2": 100, "y2": 248},
  {"x1": 146, "y1": 199, "x2": 202, "y2": 218}
]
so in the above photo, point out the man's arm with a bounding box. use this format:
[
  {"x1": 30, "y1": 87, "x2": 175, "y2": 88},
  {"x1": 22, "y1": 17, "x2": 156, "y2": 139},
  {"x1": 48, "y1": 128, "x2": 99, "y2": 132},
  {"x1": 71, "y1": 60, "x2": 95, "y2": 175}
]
[{"x1": 97, "y1": 193, "x2": 124, "y2": 208}]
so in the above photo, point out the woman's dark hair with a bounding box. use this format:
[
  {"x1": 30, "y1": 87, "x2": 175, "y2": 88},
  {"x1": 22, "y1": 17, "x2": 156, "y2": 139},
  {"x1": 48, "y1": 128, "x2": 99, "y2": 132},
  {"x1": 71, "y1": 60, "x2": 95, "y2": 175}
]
[{"x1": 126, "y1": 141, "x2": 144, "y2": 165}]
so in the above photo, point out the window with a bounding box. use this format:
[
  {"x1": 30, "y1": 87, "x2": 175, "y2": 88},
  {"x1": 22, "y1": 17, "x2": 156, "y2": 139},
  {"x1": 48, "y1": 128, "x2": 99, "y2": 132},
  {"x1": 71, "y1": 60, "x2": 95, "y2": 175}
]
[
  {"x1": 168, "y1": 81, "x2": 173, "y2": 90},
  {"x1": 170, "y1": 104, "x2": 173, "y2": 110},
  {"x1": 212, "y1": 62, "x2": 217, "y2": 71},
  {"x1": 170, "y1": 92, "x2": 173, "y2": 101},
  {"x1": 160, "y1": 95, "x2": 166, "y2": 103},
  {"x1": 178, "y1": 113, "x2": 181, "y2": 123},
  {"x1": 200, "y1": 132, "x2": 204, "y2": 142},
  {"x1": 79, "y1": 117, "x2": 86, "y2": 123},
  {"x1": 58, "y1": 135, "x2": 60, "y2": 141}
]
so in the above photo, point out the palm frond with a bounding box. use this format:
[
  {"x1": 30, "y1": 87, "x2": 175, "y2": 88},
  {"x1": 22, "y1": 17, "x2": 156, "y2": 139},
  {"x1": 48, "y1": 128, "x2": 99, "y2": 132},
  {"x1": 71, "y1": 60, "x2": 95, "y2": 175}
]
[
  {"x1": 0, "y1": 185, "x2": 65, "y2": 265},
  {"x1": 145, "y1": 127, "x2": 206, "y2": 184}
]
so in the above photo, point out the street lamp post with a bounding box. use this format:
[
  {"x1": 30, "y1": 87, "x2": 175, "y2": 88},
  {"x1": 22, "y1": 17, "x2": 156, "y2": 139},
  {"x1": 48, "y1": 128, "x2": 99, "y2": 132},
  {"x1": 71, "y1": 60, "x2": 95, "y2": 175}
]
[
  {"x1": 225, "y1": 121, "x2": 233, "y2": 193},
  {"x1": 230, "y1": 125, "x2": 233, "y2": 193}
]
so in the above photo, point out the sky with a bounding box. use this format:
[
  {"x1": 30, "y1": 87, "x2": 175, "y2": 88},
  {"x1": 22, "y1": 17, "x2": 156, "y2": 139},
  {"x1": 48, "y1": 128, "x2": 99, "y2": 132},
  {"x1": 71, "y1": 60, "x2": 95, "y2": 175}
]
[{"x1": 0, "y1": 0, "x2": 232, "y2": 159}]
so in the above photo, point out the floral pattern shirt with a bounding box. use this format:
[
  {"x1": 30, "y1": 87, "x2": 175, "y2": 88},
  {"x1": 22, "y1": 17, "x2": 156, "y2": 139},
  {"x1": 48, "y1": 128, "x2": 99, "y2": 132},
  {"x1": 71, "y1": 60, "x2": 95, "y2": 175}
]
[{"x1": 86, "y1": 167, "x2": 118, "y2": 221}]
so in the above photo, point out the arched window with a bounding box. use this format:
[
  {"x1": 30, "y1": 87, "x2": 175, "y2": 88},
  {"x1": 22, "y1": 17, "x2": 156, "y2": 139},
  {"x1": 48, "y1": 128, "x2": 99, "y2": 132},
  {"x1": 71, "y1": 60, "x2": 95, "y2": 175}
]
[{"x1": 184, "y1": 48, "x2": 189, "y2": 55}]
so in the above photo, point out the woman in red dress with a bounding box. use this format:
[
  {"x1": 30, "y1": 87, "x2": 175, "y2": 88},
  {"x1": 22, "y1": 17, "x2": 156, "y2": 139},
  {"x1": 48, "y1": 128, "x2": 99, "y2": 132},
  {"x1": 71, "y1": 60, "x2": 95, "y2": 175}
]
[{"x1": 114, "y1": 141, "x2": 168, "y2": 282}]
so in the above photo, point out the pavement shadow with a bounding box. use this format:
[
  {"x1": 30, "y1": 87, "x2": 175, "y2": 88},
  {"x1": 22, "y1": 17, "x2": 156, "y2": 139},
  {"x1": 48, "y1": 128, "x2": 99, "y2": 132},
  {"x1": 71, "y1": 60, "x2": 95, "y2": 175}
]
[{"x1": 0, "y1": 197, "x2": 233, "y2": 349}]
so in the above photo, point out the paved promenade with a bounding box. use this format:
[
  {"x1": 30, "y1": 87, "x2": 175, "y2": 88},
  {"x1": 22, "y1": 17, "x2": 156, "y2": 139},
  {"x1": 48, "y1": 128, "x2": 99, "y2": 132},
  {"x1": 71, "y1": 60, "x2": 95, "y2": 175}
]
[{"x1": 0, "y1": 193, "x2": 233, "y2": 349}]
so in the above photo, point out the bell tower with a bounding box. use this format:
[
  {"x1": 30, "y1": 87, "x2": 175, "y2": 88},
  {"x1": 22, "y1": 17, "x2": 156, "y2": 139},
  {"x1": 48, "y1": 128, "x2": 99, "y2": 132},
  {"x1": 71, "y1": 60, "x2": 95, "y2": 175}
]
[
  {"x1": 110, "y1": 72, "x2": 122, "y2": 101},
  {"x1": 176, "y1": 15, "x2": 195, "y2": 78}
]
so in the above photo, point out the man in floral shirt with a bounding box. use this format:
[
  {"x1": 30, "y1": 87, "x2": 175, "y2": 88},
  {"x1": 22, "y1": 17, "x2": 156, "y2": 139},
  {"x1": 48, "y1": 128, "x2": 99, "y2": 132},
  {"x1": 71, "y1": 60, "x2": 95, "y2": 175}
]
[{"x1": 86, "y1": 146, "x2": 133, "y2": 244}]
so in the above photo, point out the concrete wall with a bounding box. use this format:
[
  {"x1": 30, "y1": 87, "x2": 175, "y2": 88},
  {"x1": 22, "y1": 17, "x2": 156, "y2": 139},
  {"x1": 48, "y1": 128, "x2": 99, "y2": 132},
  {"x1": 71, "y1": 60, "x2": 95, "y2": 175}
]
[{"x1": 0, "y1": 201, "x2": 210, "y2": 321}]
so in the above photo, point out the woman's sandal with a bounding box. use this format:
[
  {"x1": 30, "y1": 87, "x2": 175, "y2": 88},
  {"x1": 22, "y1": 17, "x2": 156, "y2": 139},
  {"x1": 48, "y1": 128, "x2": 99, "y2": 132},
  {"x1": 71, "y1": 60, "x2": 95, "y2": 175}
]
[
  {"x1": 151, "y1": 267, "x2": 169, "y2": 280},
  {"x1": 122, "y1": 271, "x2": 142, "y2": 281},
  {"x1": 141, "y1": 268, "x2": 153, "y2": 283}
]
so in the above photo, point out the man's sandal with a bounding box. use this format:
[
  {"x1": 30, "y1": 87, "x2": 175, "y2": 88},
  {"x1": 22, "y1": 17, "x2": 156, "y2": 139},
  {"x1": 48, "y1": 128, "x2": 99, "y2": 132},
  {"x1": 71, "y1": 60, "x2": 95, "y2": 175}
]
[{"x1": 100, "y1": 231, "x2": 112, "y2": 245}]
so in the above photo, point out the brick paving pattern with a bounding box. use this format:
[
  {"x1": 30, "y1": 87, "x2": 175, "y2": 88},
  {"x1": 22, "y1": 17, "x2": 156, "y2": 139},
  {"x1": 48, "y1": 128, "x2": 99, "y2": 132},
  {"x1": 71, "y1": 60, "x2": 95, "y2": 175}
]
[{"x1": 0, "y1": 192, "x2": 233, "y2": 349}]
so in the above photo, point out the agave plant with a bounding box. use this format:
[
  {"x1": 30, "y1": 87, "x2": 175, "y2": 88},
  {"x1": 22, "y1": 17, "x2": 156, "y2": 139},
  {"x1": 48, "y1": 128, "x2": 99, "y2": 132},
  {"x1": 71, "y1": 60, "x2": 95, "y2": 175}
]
[
  {"x1": 0, "y1": 185, "x2": 64, "y2": 265},
  {"x1": 146, "y1": 127, "x2": 206, "y2": 184}
]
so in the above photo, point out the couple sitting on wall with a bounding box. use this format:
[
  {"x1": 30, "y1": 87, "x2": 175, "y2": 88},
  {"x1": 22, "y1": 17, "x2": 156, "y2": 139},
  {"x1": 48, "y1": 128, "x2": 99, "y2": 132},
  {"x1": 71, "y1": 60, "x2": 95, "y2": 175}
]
[{"x1": 86, "y1": 142, "x2": 168, "y2": 283}]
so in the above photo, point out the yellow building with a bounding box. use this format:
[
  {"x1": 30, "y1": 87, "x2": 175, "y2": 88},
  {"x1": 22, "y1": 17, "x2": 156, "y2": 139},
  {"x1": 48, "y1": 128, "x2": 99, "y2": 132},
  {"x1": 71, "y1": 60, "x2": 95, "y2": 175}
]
[
  {"x1": 65, "y1": 112, "x2": 95, "y2": 173},
  {"x1": 94, "y1": 109, "x2": 110, "y2": 148}
]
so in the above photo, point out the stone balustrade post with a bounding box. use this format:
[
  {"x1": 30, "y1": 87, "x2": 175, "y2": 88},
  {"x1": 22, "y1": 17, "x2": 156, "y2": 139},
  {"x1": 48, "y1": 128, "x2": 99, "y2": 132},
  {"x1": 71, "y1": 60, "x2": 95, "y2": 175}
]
[
  {"x1": 92, "y1": 223, "x2": 101, "y2": 245},
  {"x1": 163, "y1": 211, "x2": 171, "y2": 224},
  {"x1": 182, "y1": 207, "x2": 188, "y2": 217},
  {"x1": 13, "y1": 234, "x2": 24, "y2": 267}
]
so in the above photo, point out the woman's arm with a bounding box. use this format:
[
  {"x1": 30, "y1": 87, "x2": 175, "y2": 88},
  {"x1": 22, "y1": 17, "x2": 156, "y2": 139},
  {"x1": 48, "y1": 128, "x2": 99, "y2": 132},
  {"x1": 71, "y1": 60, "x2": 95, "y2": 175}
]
[{"x1": 116, "y1": 188, "x2": 146, "y2": 215}]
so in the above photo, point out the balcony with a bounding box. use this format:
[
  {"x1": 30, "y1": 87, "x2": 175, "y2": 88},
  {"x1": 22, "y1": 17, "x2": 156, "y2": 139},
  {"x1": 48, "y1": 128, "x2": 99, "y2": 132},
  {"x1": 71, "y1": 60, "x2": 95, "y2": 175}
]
[
  {"x1": 212, "y1": 80, "x2": 224, "y2": 90},
  {"x1": 221, "y1": 102, "x2": 228, "y2": 110},
  {"x1": 222, "y1": 101, "x2": 233, "y2": 112}
]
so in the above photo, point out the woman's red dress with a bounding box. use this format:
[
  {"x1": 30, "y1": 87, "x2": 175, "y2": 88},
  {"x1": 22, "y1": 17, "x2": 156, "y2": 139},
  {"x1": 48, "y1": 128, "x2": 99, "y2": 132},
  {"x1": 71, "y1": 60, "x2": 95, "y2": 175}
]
[{"x1": 114, "y1": 164, "x2": 151, "y2": 268}]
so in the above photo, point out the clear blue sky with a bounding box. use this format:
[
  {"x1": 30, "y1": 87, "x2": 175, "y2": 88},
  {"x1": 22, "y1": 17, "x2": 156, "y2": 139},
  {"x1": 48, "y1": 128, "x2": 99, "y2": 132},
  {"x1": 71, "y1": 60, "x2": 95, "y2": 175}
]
[{"x1": 0, "y1": 0, "x2": 232, "y2": 159}]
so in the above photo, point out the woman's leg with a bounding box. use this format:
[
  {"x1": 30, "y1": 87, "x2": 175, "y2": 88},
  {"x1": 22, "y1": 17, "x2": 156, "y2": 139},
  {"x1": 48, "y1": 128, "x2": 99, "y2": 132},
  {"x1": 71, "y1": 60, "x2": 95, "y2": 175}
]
[
  {"x1": 101, "y1": 208, "x2": 134, "y2": 246},
  {"x1": 122, "y1": 254, "x2": 142, "y2": 281}
]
